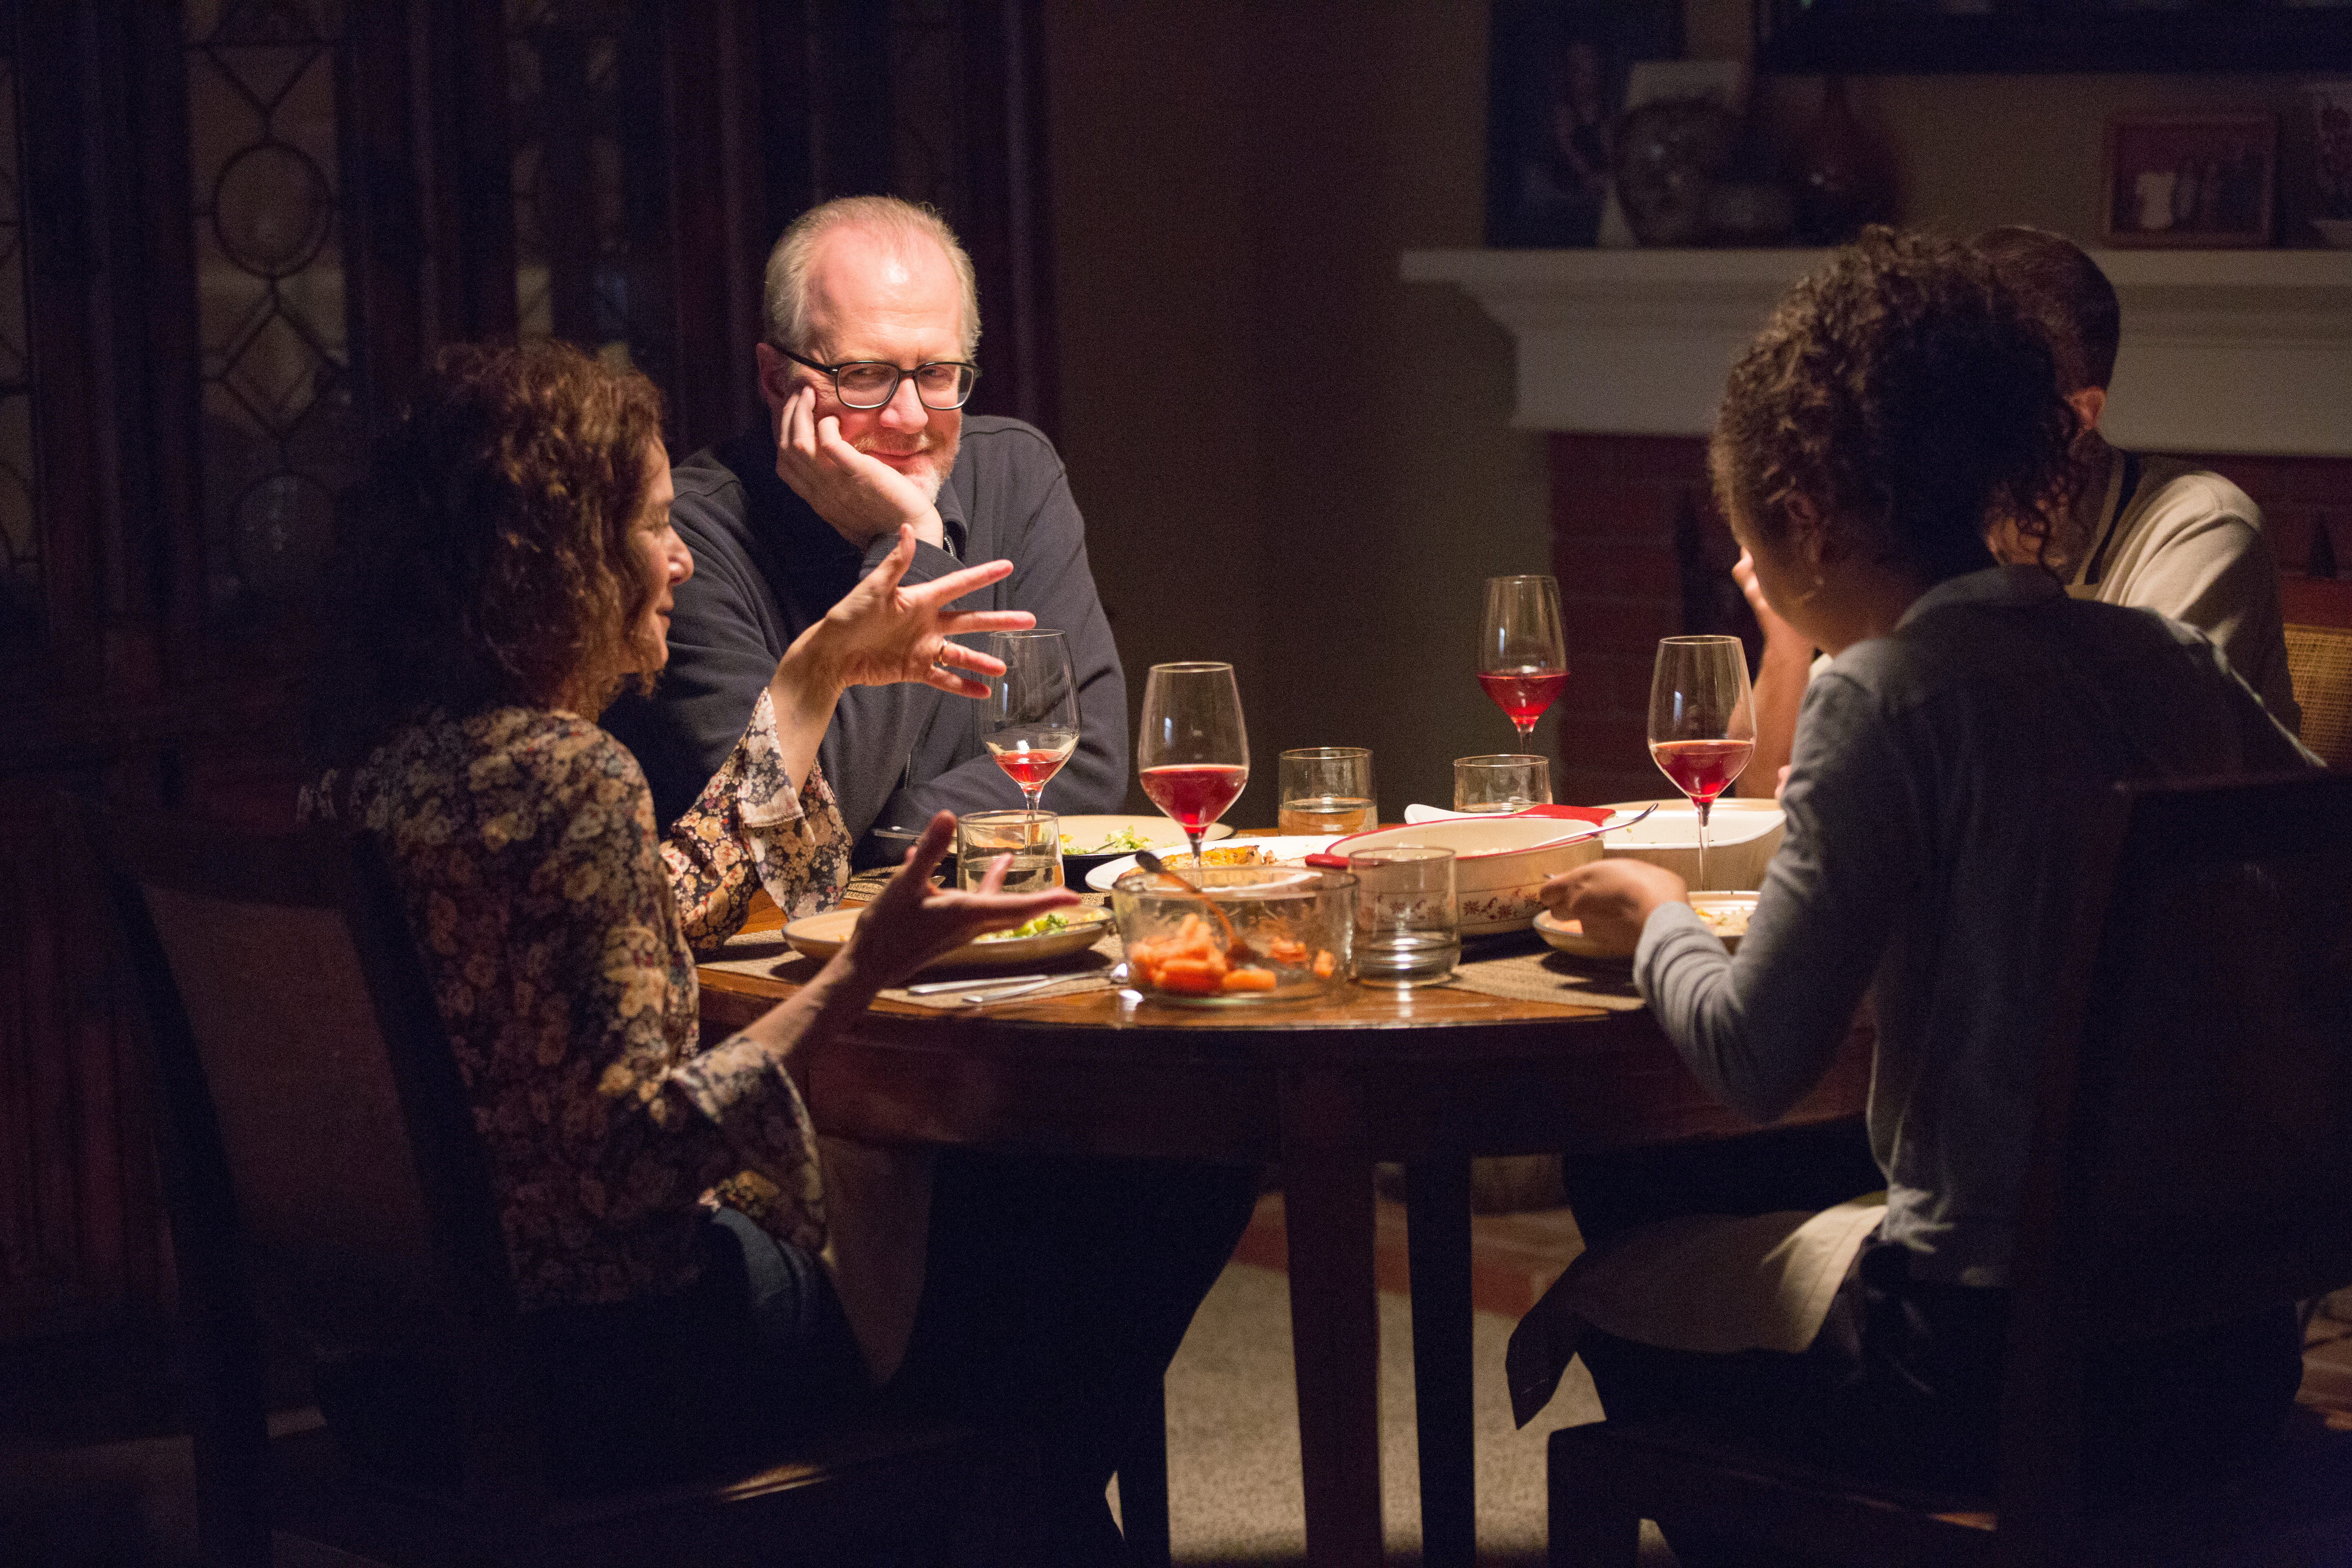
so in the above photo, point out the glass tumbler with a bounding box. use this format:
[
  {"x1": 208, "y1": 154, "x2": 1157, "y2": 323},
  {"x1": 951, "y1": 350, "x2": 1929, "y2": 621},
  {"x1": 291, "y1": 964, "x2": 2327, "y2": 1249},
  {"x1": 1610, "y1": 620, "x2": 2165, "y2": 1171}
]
[
  {"x1": 1453, "y1": 754, "x2": 1551, "y2": 814},
  {"x1": 1277, "y1": 747, "x2": 1376, "y2": 836},
  {"x1": 956, "y1": 810, "x2": 1062, "y2": 893},
  {"x1": 1349, "y1": 845, "x2": 1459, "y2": 989}
]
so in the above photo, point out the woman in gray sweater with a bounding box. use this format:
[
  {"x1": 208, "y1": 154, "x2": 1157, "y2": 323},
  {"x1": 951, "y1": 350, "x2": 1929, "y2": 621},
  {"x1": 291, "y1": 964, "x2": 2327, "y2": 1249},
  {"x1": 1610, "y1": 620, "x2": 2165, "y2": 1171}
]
[{"x1": 1517, "y1": 229, "x2": 2315, "y2": 1555}]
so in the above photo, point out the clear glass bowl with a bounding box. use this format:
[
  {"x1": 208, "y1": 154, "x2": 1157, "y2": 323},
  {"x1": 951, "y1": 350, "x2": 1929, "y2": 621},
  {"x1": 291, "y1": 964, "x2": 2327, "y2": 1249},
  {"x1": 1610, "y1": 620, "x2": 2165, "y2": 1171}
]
[{"x1": 1111, "y1": 865, "x2": 1355, "y2": 1006}]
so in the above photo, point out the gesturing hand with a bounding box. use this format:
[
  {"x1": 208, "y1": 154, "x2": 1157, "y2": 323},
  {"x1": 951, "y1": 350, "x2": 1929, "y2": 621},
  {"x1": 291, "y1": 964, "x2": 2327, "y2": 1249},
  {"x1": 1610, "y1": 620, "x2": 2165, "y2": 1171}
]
[
  {"x1": 798, "y1": 526, "x2": 1037, "y2": 699},
  {"x1": 841, "y1": 812, "x2": 1082, "y2": 993},
  {"x1": 775, "y1": 382, "x2": 942, "y2": 547}
]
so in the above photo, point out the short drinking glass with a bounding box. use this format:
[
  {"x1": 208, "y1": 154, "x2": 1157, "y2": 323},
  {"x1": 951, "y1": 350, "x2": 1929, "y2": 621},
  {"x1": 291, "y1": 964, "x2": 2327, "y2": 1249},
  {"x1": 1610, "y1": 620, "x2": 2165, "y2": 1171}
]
[
  {"x1": 1453, "y1": 754, "x2": 1551, "y2": 814},
  {"x1": 956, "y1": 810, "x2": 1062, "y2": 893},
  {"x1": 1277, "y1": 747, "x2": 1376, "y2": 836},
  {"x1": 1350, "y1": 846, "x2": 1459, "y2": 989}
]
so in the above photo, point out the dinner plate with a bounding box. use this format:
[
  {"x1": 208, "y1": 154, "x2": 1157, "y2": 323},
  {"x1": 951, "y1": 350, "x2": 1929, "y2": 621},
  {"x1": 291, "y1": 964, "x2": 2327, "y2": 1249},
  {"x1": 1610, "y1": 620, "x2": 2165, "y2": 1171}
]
[
  {"x1": 780, "y1": 906, "x2": 1115, "y2": 972},
  {"x1": 1533, "y1": 893, "x2": 1760, "y2": 961},
  {"x1": 1085, "y1": 836, "x2": 1341, "y2": 893}
]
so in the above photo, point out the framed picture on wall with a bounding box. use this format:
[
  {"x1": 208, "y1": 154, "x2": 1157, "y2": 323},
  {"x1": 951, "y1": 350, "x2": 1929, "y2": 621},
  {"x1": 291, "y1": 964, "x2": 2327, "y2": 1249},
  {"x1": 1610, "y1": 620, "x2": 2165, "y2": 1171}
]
[
  {"x1": 1486, "y1": 0, "x2": 1682, "y2": 248},
  {"x1": 2102, "y1": 114, "x2": 2276, "y2": 248}
]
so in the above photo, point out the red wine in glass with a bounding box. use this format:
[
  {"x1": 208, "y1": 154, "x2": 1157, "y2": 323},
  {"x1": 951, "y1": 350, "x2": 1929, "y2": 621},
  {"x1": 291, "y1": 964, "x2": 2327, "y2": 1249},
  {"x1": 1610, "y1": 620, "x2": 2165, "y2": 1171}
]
[
  {"x1": 1648, "y1": 738, "x2": 1754, "y2": 809},
  {"x1": 1647, "y1": 637, "x2": 1756, "y2": 890},
  {"x1": 984, "y1": 630, "x2": 1080, "y2": 811},
  {"x1": 1479, "y1": 576, "x2": 1568, "y2": 744},
  {"x1": 1136, "y1": 663, "x2": 1250, "y2": 862},
  {"x1": 988, "y1": 733, "x2": 1078, "y2": 795},
  {"x1": 1140, "y1": 765, "x2": 1248, "y2": 835},
  {"x1": 1477, "y1": 667, "x2": 1568, "y2": 733}
]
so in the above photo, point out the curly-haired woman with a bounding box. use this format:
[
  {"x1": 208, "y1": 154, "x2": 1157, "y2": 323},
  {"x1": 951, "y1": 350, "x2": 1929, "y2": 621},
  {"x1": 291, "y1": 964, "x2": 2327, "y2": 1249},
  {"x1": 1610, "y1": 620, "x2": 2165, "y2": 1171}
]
[
  {"x1": 1513, "y1": 231, "x2": 2316, "y2": 1540},
  {"x1": 305, "y1": 342, "x2": 1255, "y2": 1560}
]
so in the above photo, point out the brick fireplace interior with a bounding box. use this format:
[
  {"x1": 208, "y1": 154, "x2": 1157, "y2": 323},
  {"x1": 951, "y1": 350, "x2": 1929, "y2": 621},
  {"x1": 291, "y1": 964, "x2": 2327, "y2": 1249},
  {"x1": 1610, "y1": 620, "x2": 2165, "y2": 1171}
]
[{"x1": 1548, "y1": 432, "x2": 2352, "y2": 807}]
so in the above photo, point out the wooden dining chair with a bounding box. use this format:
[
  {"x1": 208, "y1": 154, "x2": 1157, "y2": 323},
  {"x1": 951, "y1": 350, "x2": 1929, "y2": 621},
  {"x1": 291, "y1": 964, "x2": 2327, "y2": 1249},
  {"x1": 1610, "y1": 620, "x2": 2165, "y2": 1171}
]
[
  {"x1": 2285, "y1": 623, "x2": 2352, "y2": 769},
  {"x1": 96, "y1": 814, "x2": 982, "y2": 1567},
  {"x1": 1545, "y1": 769, "x2": 2352, "y2": 1568}
]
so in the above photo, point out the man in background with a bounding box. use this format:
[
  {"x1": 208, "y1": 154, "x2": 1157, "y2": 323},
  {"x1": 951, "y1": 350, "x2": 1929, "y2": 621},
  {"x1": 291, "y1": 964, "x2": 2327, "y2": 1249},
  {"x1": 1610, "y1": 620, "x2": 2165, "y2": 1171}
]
[{"x1": 1740, "y1": 224, "x2": 2296, "y2": 795}]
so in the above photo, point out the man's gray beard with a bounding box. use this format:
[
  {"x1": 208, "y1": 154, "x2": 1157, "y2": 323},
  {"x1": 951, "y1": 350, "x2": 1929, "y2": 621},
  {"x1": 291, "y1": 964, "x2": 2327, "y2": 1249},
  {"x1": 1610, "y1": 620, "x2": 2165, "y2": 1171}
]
[
  {"x1": 894, "y1": 434, "x2": 958, "y2": 507},
  {"x1": 855, "y1": 430, "x2": 956, "y2": 506}
]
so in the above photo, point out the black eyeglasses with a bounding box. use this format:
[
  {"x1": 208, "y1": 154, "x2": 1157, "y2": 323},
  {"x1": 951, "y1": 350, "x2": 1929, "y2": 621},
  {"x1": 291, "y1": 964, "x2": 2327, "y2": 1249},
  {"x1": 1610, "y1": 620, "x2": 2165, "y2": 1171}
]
[{"x1": 777, "y1": 346, "x2": 980, "y2": 411}]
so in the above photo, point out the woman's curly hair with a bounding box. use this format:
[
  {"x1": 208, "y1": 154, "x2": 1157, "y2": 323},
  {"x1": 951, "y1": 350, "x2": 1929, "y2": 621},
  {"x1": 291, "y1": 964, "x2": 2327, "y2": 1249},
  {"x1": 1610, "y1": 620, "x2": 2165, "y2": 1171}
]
[
  {"x1": 316, "y1": 340, "x2": 666, "y2": 765},
  {"x1": 1710, "y1": 226, "x2": 2082, "y2": 585}
]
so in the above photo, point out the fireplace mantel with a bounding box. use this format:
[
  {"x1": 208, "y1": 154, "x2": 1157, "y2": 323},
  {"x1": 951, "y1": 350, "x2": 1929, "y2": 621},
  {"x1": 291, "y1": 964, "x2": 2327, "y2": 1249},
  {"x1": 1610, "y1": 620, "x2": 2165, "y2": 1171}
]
[{"x1": 1402, "y1": 247, "x2": 2352, "y2": 459}]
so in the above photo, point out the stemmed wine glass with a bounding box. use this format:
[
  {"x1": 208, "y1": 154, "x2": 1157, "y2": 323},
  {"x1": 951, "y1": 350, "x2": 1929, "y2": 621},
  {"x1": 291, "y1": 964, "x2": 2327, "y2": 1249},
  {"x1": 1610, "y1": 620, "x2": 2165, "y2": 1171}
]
[
  {"x1": 1479, "y1": 575, "x2": 1568, "y2": 745},
  {"x1": 1136, "y1": 662, "x2": 1249, "y2": 863},
  {"x1": 1647, "y1": 635, "x2": 1755, "y2": 891},
  {"x1": 982, "y1": 629, "x2": 1080, "y2": 812}
]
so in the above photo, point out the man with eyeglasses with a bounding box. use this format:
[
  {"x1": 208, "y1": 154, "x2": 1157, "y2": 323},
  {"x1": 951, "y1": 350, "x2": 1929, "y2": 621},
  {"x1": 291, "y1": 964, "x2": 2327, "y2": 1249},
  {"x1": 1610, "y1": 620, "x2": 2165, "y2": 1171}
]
[
  {"x1": 605, "y1": 194, "x2": 1126, "y2": 857},
  {"x1": 604, "y1": 198, "x2": 1252, "y2": 1563}
]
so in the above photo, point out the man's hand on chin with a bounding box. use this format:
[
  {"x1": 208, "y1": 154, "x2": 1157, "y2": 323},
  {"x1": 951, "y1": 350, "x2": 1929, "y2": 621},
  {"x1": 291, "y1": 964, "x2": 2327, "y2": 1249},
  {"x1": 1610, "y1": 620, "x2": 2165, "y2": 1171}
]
[{"x1": 775, "y1": 384, "x2": 946, "y2": 550}]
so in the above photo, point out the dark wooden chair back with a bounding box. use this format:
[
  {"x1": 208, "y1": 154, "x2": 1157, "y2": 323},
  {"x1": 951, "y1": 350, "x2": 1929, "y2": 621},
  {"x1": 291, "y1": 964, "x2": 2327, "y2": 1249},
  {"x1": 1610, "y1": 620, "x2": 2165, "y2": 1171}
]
[
  {"x1": 2285, "y1": 623, "x2": 2352, "y2": 767},
  {"x1": 112, "y1": 822, "x2": 488, "y2": 1341},
  {"x1": 1548, "y1": 769, "x2": 2352, "y2": 1568},
  {"x1": 1998, "y1": 769, "x2": 2352, "y2": 1559},
  {"x1": 99, "y1": 817, "x2": 551, "y2": 1561},
  {"x1": 98, "y1": 814, "x2": 976, "y2": 1566}
]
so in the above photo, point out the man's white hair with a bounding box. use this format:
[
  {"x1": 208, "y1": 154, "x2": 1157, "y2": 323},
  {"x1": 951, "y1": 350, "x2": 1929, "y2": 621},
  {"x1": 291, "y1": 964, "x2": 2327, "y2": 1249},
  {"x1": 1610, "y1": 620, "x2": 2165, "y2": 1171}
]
[{"x1": 762, "y1": 195, "x2": 981, "y2": 361}]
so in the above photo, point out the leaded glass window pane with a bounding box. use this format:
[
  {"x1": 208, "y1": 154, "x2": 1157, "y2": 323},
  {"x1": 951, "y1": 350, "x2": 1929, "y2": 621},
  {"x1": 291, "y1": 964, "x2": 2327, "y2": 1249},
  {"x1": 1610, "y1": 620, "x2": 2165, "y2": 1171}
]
[
  {"x1": 185, "y1": 0, "x2": 361, "y2": 620},
  {"x1": 507, "y1": 0, "x2": 671, "y2": 384}
]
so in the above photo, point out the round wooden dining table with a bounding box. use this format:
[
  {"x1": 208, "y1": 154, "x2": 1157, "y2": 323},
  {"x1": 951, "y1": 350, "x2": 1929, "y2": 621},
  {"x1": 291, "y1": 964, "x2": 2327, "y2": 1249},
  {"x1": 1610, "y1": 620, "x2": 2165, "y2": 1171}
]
[{"x1": 699, "y1": 893, "x2": 1868, "y2": 1568}]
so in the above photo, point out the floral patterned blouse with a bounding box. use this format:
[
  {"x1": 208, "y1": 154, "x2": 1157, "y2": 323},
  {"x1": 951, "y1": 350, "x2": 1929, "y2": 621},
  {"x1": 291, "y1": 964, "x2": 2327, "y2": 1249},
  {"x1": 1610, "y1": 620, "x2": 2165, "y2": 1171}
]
[{"x1": 307, "y1": 690, "x2": 855, "y2": 1313}]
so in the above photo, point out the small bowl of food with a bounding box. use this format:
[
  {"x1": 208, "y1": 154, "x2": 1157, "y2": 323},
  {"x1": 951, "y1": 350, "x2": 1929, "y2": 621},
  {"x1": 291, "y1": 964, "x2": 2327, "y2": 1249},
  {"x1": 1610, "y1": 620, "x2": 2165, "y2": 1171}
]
[
  {"x1": 1057, "y1": 814, "x2": 1234, "y2": 889},
  {"x1": 1111, "y1": 864, "x2": 1353, "y2": 1006}
]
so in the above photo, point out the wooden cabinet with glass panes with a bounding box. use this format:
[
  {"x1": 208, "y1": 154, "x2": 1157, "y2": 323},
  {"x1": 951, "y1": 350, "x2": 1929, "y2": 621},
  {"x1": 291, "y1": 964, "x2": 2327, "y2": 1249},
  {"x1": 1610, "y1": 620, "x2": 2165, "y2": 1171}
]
[{"x1": 0, "y1": 0, "x2": 1056, "y2": 1346}]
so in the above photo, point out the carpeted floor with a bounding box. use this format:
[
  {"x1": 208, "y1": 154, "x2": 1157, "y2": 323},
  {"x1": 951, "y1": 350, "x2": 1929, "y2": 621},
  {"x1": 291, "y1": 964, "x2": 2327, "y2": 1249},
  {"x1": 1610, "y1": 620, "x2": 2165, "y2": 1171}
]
[{"x1": 1138, "y1": 1258, "x2": 1678, "y2": 1566}]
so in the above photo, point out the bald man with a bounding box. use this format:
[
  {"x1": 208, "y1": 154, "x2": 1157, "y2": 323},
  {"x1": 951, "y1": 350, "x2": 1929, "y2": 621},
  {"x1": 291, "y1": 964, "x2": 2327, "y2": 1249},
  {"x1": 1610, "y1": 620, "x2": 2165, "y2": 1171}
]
[{"x1": 605, "y1": 196, "x2": 1125, "y2": 858}]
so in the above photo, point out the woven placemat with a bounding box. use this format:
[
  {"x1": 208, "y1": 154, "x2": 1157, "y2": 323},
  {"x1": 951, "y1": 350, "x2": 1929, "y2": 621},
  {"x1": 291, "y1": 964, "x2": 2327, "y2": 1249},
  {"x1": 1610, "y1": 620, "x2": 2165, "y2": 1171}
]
[{"x1": 1441, "y1": 931, "x2": 1647, "y2": 1011}]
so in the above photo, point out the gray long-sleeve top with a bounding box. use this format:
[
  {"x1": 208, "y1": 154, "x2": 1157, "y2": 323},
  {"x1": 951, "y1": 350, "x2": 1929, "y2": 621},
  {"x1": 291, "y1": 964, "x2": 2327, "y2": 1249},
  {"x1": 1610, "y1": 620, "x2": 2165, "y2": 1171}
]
[
  {"x1": 603, "y1": 418, "x2": 1128, "y2": 856},
  {"x1": 1634, "y1": 567, "x2": 2316, "y2": 1289}
]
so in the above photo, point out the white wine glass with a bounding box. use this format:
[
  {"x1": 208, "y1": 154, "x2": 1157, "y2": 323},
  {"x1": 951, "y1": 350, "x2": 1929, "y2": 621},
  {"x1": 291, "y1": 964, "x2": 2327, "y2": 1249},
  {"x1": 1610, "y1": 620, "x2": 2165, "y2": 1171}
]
[
  {"x1": 1479, "y1": 575, "x2": 1568, "y2": 745},
  {"x1": 1647, "y1": 636, "x2": 1755, "y2": 891},
  {"x1": 1136, "y1": 662, "x2": 1249, "y2": 863},
  {"x1": 982, "y1": 629, "x2": 1080, "y2": 812}
]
